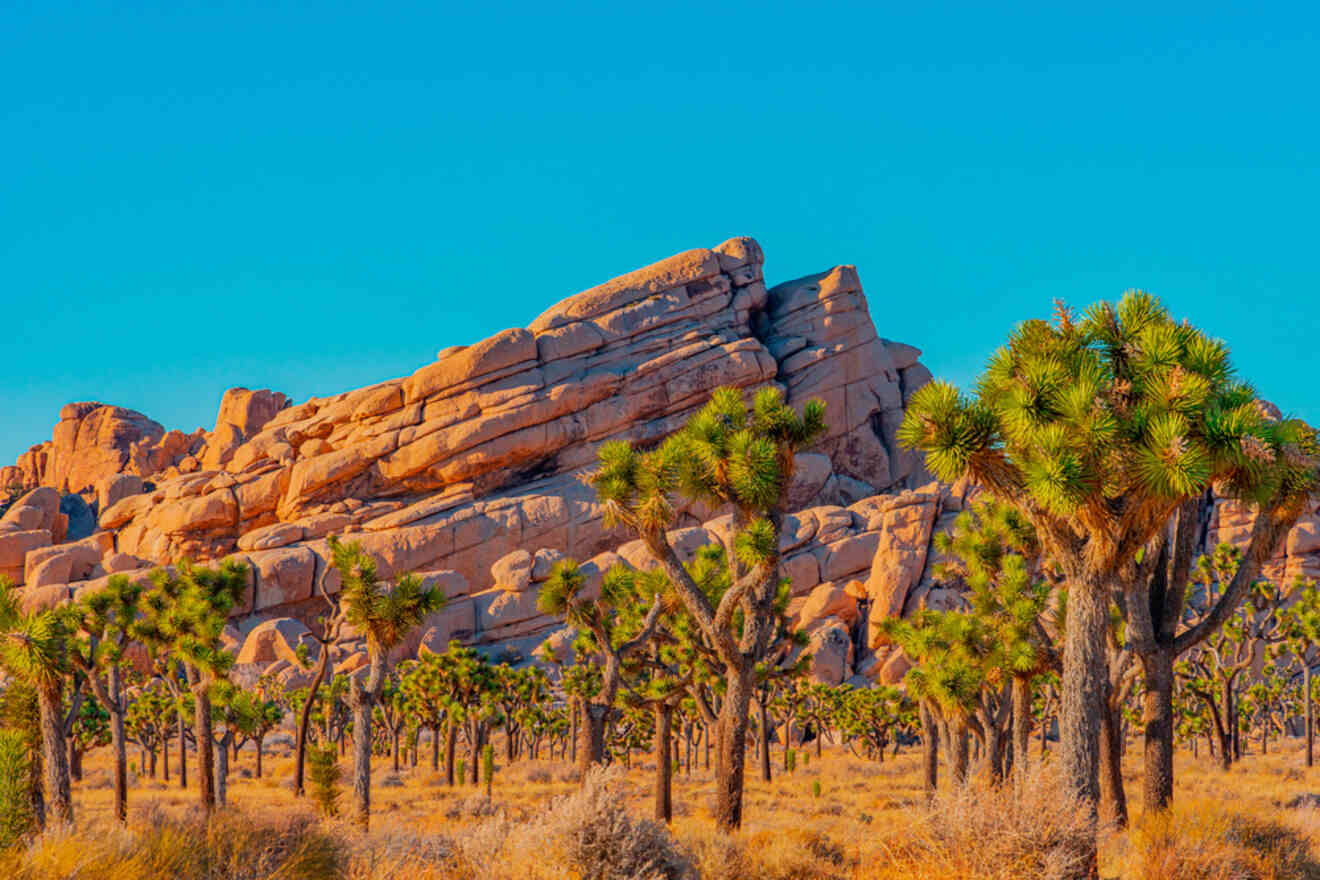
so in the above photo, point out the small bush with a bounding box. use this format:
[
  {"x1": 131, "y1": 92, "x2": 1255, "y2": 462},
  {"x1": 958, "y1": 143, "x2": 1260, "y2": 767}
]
[
  {"x1": 1120, "y1": 800, "x2": 1320, "y2": 880},
  {"x1": 868, "y1": 765, "x2": 1096, "y2": 880},
  {"x1": 451, "y1": 765, "x2": 694, "y2": 880},
  {"x1": 0, "y1": 806, "x2": 342, "y2": 879}
]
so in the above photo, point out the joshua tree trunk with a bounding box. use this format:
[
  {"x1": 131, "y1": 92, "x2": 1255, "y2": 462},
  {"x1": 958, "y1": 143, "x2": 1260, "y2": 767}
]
[
  {"x1": 713, "y1": 665, "x2": 754, "y2": 830},
  {"x1": 110, "y1": 701, "x2": 128, "y2": 822},
  {"x1": 293, "y1": 641, "x2": 332, "y2": 797},
  {"x1": 951, "y1": 719, "x2": 970, "y2": 785},
  {"x1": 469, "y1": 721, "x2": 483, "y2": 785},
  {"x1": 578, "y1": 701, "x2": 607, "y2": 781},
  {"x1": 920, "y1": 702, "x2": 939, "y2": 800},
  {"x1": 255, "y1": 734, "x2": 264, "y2": 778},
  {"x1": 1099, "y1": 699, "x2": 1128, "y2": 828},
  {"x1": 445, "y1": 719, "x2": 457, "y2": 785},
  {"x1": 1060, "y1": 582, "x2": 1108, "y2": 803},
  {"x1": 191, "y1": 678, "x2": 215, "y2": 810},
  {"x1": 757, "y1": 696, "x2": 771, "y2": 783},
  {"x1": 1140, "y1": 647, "x2": 1175, "y2": 812},
  {"x1": 654, "y1": 702, "x2": 673, "y2": 823},
  {"x1": 36, "y1": 681, "x2": 72, "y2": 824},
  {"x1": 1012, "y1": 676, "x2": 1032, "y2": 779},
  {"x1": 163, "y1": 732, "x2": 170, "y2": 782},
  {"x1": 1059, "y1": 581, "x2": 1108, "y2": 878},
  {"x1": 351, "y1": 650, "x2": 388, "y2": 830},
  {"x1": 214, "y1": 731, "x2": 230, "y2": 807}
]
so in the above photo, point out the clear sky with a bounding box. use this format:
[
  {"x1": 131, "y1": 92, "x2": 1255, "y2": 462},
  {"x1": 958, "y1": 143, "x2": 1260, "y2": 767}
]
[{"x1": 3, "y1": 2, "x2": 1318, "y2": 464}]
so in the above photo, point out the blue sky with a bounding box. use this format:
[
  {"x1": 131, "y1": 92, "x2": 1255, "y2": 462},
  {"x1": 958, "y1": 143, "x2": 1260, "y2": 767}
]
[{"x1": 3, "y1": 2, "x2": 1318, "y2": 464}]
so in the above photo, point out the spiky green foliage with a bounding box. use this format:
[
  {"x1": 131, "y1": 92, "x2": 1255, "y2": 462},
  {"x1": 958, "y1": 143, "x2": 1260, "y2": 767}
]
[
  {"x1": 881, "y1": 610, "x2": 991, "y2": 720},
  {"x1": 307, "y1": 744, "x2": 341, "y2": 817},
  {"x1": 932, "y1": 499, "x2": 1057, "y2": 681},
  {"x1": 132, "y1": 559, "x2": 249, "y2": 678},
  {"x1": 0, "y1": 577, "x2": 69, "y2": 690},
  {"x1": 898, "y1": 293, "x2": 1319, "y2": 563},
  {"x1": 329, "y1": 536, "x2": 444, "y2": 657},
  {"x1": 0, "y1": 730, "x2": 34, "y2": 848}
]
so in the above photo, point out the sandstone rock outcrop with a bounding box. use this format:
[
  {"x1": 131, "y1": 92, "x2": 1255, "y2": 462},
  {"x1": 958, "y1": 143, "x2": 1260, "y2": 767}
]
[{"x1": 1, "y1": 236, "x2": 942, "y2": 683}]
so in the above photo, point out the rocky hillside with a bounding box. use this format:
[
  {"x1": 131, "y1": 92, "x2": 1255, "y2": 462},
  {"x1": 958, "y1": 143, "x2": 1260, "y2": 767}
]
[{"x1": 3, "y1": 236, "x2": 1318, "y2": 687}]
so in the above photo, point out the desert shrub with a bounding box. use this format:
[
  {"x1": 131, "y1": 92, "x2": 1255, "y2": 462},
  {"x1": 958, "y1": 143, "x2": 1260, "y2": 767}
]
[
  {"x1": 680, "y1": 824, "x2": 851, "y2": 880},
  {"x1": 451, "y1": 765, "x2": 694, "y2": 880},
  {"x1": 0, "y1": 806, "x2": 343, "y2": 880},
  {"x1": 867, "y1": 765, "x2": 1096, "y2": 880},
  {"x1": 1119, "y1": 800, "x2": 1320, "y2": 880},
  {"x1": 0, "y1": 731, "x2": 35, "y2": 849},
  {"x1": 445, "y1": 795, "x2": 503, "y2": 821}
]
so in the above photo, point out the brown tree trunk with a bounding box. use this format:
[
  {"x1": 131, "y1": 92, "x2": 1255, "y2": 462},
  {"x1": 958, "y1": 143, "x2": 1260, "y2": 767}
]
[
  {"x1": 757, "y1": 697, "x2": 771, "y2": 783},
  {"x1": 1060, "y1": 580, "x2": 1108, "y2": 879},
  {"x1": 1012, "y1": 676, "x2": 1032, "y2": 780},
  {"x1": 214, "y1": 732, "x2": 229, "y2": 807},
  {"x1": 256, "y1": 735, "x2": 264, "y2": 779},
  {"x1": 1140, "y1": 646, "x2": 1175, "y2": 812},
  {"x1": 920, "y1": 702, "x2": 939, "y2": 801},
  {"x1": 110, "y1": 706, "x2": 128, "y2": 823},
  {"x1": 951, "y1": 719, "x2": 970, "y2": 785},
  {"x1": 293, "y1": 644, "x2": 331, "y2": 797},
  {"x1": 578, "y1": 701, "x2": 607, "y2": 781},
  {"x1": 445, "y1": 720, "x2": 457, "y2": 785},
  {"x1": 654, "y1": 702, "x2": 672, "y2": 823},
  {"x1": 37, "y1": 682, "x2": 72, "y2": 825},
  {"x1": 713, "y1": 666, "x2": 753, "y2": 830},
  {"x1": 193, "y1": 683, "x2": 215, "y2": 810},
  {"x1": 1099, "y1": 698, "x2": 1128, "y2": 828}
]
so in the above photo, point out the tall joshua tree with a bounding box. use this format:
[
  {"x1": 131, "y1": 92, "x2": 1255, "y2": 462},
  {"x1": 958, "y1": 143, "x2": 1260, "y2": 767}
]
[
  {"x1": 0, "y1": 578, "x2": 72, "y2": 824},
  {"x1": 590, "y1": 385, "x2": 826, "y2": 830},
  {"x1": 133, "y1": 559, "x2": 248, "y2": 811},
  {"x1": 64, "y1": 574, "x2": 143, "y2": 823},
  {"x1": 329, "y1": 536, "x2": 444, "y2": 830},
  {"x1": 899, "y1": 293, "x2": 1318, "y2": 865}
]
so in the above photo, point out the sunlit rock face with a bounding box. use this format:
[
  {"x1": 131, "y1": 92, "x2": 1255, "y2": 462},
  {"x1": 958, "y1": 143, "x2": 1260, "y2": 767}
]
[{"x1": 3, "y1": 236, "x2": 948, "y2": 682}]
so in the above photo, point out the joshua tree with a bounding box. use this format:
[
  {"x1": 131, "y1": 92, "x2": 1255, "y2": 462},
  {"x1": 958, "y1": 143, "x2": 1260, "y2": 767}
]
[
  {"x1": 1178, "y1": 558, "x2": 1288, "y2": 771},
  {"x1": 328, "y1": 536, "x2": 444, "y2": 830},
  {"x1": 125, "y1": 678, "x2": 174, "y2": 780},
  {"x1": 0, "y1": 578, "x2": 73, "y2": 823},
  {"x1": 931, "y1": 498, "x2": 1059, "y2": 780},
  {"x1": 538, "y1": 559, "x2": 663, "y2": 779},
  {"x1": 589, "y1": 385, "x2": 826, "y2": 830},
  {"x1": 898, "y1": 293, "x2": 1318, "y2": 866},
  {"x1": 133, "y1": 559, "x2": 248, "y2": 811},
  {"x1": 64, "y1": 574, "x2": 142, "y2": 823}
]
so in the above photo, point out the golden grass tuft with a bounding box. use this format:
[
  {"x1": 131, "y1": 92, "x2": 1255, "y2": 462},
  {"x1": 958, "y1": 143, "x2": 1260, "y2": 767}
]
[{"x1": 1117, "y1": 799, "x2": 1320, "y2": 880}]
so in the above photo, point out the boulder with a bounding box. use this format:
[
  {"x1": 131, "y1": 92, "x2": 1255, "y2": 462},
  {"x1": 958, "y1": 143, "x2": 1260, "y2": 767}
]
[
  {"x1": 796, "y1": 581, "x2": 859, "y2": 629},
  {"x1": 215, "y1": 388, "x2": 290, "y2": 437},
  {"x1": 236, "y1": 617, "x2": 314, "y2": 665},
  {"x1": 866, "y1": 486, "x2": 941, "y2": 649},
  {"x1": 491, "y1": 549, "x2": 534, "y2": 592},
  {"x1": 805, "y1": 618, "x2": 853, "y2": 685}
]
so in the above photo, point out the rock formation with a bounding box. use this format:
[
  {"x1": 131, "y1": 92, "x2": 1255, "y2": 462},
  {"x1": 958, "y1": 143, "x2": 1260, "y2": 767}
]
[{"x1": 5, "y1": 235, "x2": 1318, "y2": 686}]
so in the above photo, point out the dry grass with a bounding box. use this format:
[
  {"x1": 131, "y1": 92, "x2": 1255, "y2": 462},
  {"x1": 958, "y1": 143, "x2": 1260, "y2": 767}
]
[{"x1": 5, "y1": 736, "x2": 1320, "y2": 878}]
